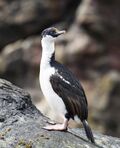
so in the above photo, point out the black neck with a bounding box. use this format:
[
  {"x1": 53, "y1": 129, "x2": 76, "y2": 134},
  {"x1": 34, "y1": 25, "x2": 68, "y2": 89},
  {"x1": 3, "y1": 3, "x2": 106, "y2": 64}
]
[{"x1": 50, "y1": 52, "x2": 55, "y2": 66}]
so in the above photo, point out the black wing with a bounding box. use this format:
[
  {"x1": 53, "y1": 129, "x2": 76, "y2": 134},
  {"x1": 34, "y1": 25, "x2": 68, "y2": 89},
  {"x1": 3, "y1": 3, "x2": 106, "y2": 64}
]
[{"x1": 50, "y1": 62, "x2": 88, "y2": 121}]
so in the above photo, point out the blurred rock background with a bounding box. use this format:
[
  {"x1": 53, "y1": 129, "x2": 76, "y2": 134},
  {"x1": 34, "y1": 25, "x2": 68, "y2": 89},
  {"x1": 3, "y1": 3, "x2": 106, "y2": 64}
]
[{"x1": 0, "y1": 0, "x2": 120, "y2": 137}]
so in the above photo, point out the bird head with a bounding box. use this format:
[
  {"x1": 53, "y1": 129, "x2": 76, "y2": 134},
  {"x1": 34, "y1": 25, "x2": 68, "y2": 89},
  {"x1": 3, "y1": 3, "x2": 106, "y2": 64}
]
[{"x1": 41, "y1": 27, "x2": 65, "y2": 42}]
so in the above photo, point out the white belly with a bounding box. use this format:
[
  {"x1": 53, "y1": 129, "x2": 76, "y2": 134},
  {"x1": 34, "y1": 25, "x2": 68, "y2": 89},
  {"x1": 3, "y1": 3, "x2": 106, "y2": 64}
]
[{"x1": 40, "y1": 66, "x2": 67, "y2": 117}]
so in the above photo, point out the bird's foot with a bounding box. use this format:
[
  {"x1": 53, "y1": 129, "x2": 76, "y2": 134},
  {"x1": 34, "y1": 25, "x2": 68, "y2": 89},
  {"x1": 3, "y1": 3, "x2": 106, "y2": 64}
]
[
  {"x1": 43, "y1": 117, "x2": 68, "y2": 131},
  {"x1": 46, "y1": 120, "x2": 56, "y2": 125},
  {"x1": 43, "y1": 123, "x2": 67, "y2": 131}
]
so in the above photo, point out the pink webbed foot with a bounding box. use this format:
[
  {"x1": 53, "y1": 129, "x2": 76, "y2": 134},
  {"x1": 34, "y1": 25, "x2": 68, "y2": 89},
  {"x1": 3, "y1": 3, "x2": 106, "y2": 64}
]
[
  {"x1": 43, "y1": 118, "x2": 68, "y2": 131},
  {"x1": 43, "y1": 124, "x2": 67, "y2": 131}
]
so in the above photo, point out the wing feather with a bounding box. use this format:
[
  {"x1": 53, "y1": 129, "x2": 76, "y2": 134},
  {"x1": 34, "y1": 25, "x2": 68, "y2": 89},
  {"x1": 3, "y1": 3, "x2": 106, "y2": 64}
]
[{"x1": 50, "y1": 74, "x2": 88, "y2": 121}]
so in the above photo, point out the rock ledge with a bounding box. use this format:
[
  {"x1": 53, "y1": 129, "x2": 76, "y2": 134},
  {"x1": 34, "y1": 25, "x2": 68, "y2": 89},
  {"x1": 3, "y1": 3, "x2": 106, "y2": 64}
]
[{"x1": 0, "y1": 79, "x2": 119, "y2": 148}]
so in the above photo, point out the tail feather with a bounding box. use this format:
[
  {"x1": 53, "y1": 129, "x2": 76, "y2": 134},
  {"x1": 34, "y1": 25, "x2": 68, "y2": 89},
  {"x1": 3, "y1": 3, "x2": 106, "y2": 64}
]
[{"x1": 82, "y1": 120, "x2": 95, "y2": 144}]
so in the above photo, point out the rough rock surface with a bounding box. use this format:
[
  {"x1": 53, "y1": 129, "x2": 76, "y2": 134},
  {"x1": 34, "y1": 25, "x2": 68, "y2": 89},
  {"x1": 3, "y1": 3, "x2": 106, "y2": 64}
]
[{"x1": 0, "y1": 79, "x2": 120, "y2": 148}]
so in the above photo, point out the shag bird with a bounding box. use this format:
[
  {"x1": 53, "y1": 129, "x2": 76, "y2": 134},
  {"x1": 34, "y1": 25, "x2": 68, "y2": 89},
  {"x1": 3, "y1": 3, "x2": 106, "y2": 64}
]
[{"x1": 40, "y1": 27, "x2": 95, "y2": 143}]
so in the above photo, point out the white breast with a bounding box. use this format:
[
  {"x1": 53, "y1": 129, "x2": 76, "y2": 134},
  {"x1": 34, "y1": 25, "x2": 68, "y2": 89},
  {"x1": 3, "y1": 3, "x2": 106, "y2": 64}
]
[
  {"x1": 40, "y1": 37, "x2": 67, "y2": 118},
  {"x1": 40, "y1": 60, "x2": 67, "y2": 119}
]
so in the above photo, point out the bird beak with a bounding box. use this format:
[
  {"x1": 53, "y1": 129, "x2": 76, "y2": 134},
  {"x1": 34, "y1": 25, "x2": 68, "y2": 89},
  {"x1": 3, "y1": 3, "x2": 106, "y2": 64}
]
[{"x1": 56, "y1": 30, "x2": 66, "y2": 36}]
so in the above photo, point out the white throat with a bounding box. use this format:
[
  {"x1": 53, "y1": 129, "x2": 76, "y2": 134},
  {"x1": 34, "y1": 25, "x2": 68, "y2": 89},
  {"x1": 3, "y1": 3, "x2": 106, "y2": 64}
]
[{"x1": 41, "y1": 36, "x2": 55, "y2": 67}]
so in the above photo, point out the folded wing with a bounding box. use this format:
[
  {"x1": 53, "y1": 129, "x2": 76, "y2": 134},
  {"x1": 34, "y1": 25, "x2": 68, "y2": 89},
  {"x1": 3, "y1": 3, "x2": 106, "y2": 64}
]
[{"x1": 50, "y1": 73, "x2": 88, "y2": 121}]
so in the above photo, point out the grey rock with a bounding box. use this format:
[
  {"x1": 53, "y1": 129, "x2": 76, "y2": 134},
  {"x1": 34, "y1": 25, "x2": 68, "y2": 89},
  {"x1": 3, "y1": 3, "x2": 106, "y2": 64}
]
[{"x1": 0, "y1": 79, "x2": 120, "y2": 148}]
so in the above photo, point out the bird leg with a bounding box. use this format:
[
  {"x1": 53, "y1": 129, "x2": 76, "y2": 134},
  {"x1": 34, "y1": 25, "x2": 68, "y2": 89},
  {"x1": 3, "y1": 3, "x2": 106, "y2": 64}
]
[{"x1": 43, "y1": 118, "x2": 68, "y2": 131}]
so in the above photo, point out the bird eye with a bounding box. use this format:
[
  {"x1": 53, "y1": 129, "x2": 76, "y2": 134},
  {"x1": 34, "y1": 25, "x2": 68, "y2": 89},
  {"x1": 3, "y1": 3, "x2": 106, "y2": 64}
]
[{"x1": 50, "y1": 30, "x2": 55, "y2": 34}]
